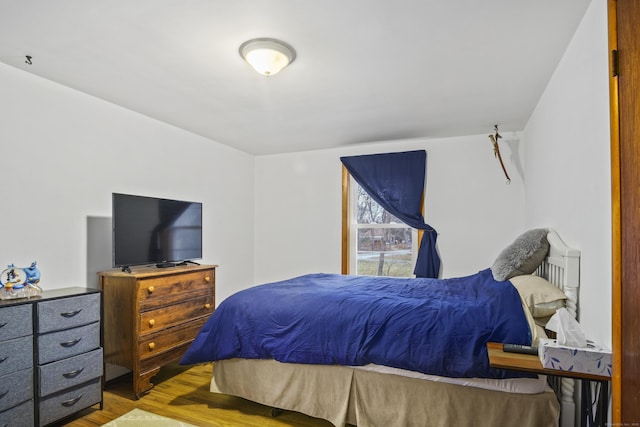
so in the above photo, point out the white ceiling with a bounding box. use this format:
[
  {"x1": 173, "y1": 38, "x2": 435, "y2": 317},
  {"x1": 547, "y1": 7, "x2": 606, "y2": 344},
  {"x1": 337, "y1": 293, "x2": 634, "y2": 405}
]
[{"x1": 0, "y1": 1, "x2": 591, "y2": 155}]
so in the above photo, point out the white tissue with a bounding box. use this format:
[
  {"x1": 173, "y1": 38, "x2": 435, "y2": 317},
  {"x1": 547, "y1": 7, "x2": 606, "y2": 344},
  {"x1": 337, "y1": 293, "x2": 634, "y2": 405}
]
[{"x1": 545, "y1": 307, "x2": 588, "y2": 348}]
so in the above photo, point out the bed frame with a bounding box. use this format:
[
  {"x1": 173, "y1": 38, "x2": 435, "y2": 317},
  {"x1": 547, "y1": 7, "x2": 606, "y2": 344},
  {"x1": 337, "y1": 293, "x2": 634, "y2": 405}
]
[
  {"x1": 211, "y1": 230, "x2": 580, "y2": 427},
  {"x1": 535, "y1": 229, "x2": 581, "y2": 427}
]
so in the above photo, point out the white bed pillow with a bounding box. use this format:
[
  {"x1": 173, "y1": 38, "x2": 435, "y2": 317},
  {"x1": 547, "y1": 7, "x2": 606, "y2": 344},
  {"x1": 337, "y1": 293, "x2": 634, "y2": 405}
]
[
  {"x1": 510, "y1": 274, "x2": 567, "y2": 318},
  {"x1": 491, "y1": 229, "x2": 549, "y2": 281}
]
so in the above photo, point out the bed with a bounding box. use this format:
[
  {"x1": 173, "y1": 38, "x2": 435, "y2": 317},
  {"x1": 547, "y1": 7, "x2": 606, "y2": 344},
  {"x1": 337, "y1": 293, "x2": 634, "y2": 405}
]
[{"x1": 181, "y1": 229, "x2": 580, "y2": 427}]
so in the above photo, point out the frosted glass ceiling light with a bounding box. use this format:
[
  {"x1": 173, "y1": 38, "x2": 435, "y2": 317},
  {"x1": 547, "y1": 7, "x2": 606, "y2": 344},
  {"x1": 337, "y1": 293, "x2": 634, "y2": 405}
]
[{"x1": 239, "y1": 38, "x2": 296, "y2": 76}]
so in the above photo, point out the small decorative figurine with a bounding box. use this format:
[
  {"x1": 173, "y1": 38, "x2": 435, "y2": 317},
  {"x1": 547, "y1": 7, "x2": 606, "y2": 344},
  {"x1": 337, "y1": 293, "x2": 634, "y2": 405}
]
[
  {"x1": 24, "y1": 262, "x2": 41, "y2": 286},
  {"x1": 0, "y1": 261, "x2": 42, "y2": 300}
]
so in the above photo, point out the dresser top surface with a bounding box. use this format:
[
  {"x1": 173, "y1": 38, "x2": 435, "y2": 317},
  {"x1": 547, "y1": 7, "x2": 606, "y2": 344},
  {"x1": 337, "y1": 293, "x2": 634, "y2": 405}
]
[
  {"x1": 0, "y1": 287, "x2": 100, "y2": 307},
  {"x1": 98, "y1": 263, "x2": 217, "y2": 279}
]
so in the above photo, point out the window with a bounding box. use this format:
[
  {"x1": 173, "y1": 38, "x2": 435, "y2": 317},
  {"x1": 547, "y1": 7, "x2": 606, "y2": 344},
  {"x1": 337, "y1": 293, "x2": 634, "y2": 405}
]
[
  {"x1": 342, "y1": 170, "x2": 419, "y2": 277},
  {"x1": 340, "y1": 151, "x2": 440, "y2": 278}
]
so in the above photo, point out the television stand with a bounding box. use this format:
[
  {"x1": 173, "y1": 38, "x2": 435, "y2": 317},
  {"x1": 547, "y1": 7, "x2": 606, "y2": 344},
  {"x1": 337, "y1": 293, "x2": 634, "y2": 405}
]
[
  {"x1": 155, "y1": 262, "x2": 177, "y2": 268},
  {"x1": 177, "y1": 260, "x2": 201, "y2": 266}
]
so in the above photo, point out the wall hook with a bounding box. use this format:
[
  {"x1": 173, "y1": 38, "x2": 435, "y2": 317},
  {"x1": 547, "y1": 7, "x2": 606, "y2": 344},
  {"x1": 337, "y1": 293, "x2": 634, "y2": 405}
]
[
  {"x1": 25, "y1": 55, "x2": 32, "y2": 65},
  {"x1": 488, "y1": 125, "x2": 510, "y2": 184}
]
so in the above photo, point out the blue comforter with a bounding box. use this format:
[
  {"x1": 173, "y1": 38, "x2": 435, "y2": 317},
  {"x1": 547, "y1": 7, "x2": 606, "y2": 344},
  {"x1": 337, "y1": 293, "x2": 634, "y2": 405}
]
[{"x1": 181, "y1": 269, "x2": 532, "y2": 378}]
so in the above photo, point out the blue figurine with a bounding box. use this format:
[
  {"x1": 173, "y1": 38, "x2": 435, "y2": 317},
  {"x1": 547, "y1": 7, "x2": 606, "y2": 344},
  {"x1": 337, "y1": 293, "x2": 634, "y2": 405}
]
[
  {"x1": 0, "y1": 262, "x2": 41, "y2": 299},
  {"x1": 24, "y1": 261, "x2": 41, "y2": 285}
]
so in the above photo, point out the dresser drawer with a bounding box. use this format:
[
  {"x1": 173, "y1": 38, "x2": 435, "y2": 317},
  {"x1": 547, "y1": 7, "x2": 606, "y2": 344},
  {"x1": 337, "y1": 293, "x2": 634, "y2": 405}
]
[
  {"x1": 37, "y1": 293, "x2": 100, "y2": 334},
  {"x1": 0, "y1": 304, "x2": 32, "y2": 342},
  {"x1": 138, "y1": 269, "x2": 214, "y2": 310},
  {"x1": 0, "y1": 368, "x2": 33, "y2": 413},
  {"x1": 0, "y1": 399, "x2": 34, "y2": 427},
  {"x1": 38, "y1": 322, "x2": 100, "y2": 364},
  {"x1": 139, "y1": 340, "x2": 194, "y2": 374},
  {"x1": 39, "y1": 348, "x2": 103, "y2": 397},
  {"x1": 139, "y1": 317, "x2": 207, "y2": 361},
  {"x1": 0, "y1": 336, "x2": 33, "y2": 377},
  {"x1": 38, "y1": 377, "x2": 101, "y2": 426},
  {"x1": 139, "y1": 293, "x2": 213, "y2": 335}
]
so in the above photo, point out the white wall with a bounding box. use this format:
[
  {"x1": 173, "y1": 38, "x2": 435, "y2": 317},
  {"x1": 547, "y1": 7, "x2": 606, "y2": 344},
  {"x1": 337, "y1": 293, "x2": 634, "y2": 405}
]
[
  {"x1": 0, "y1": 62, "x2": 255, "y2": 304},
  {"x1": 254, "y1": 134, "x2": 525, "y2": 285},
  {"x1": 523, "y1": 0, "x2": 611, "y2": 346}
]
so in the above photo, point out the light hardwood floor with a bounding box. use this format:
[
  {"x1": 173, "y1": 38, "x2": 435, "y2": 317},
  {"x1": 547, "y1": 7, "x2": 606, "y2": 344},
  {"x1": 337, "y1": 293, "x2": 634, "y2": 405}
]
[{"x1": 52, "y1": 363, "x2": 333, "y2": 427}]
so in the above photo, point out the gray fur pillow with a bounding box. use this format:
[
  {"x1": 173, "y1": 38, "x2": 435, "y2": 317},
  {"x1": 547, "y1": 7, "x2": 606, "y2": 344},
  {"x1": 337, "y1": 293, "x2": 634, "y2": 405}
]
[{"x1": 491, "y1": 229, "x2": 549, "y2": 281}]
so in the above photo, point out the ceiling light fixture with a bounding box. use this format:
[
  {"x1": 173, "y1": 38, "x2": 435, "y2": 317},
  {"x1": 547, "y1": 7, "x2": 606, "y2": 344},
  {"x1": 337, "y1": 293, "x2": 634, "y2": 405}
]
[{"x1": 239, "y1": 38, "x2": 296, "y2": 76}]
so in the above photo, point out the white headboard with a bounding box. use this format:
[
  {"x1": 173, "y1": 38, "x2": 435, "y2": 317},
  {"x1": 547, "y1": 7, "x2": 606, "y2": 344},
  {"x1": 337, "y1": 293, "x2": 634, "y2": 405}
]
[{"x1": 534, "y1": 229, "x2": 581, "y2": 427}]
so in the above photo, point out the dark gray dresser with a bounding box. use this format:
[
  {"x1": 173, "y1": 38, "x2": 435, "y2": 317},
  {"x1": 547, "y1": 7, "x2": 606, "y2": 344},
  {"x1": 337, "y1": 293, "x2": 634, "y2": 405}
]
[
  {"x1": 0, "y1": 301, "x2": 34, "y2": 427},
  {"x1": 0, "y1": 287, "x2": 103, "y2": 427}
]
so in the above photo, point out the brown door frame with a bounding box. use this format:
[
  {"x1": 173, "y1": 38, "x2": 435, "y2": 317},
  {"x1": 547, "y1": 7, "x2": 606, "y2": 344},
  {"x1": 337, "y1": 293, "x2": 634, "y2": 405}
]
[{"x1": 609, "y1": 0, "x2": 640, "y2": 424}]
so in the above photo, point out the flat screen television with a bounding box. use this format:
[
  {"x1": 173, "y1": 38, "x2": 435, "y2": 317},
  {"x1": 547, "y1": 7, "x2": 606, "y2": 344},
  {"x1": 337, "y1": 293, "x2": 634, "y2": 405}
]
[{"x1": 112, "y1": 193, "x2": 203, "y2": 270}]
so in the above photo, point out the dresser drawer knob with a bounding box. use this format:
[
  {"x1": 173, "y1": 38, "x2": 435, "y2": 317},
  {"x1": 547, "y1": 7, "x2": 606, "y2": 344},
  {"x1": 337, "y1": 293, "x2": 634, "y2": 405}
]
[
  {"x1": 148, "y1": 342, "x2": 155, "y2": 351},
  {"x1": 60, "y1": 309, "x2": 82, "y2": 318},
  {"x1": 60, "y1": 338, "x2": 82, "y2": 348},
  {"x1": 61, "y1": 395, "x2": 83, "y2": 407},
  {"x1": 63, "y1": 368, "x2": 85, "y2": 379},
  {"x1": 205, "y1": 303, "x2": 211, "y2": 309},
  {"x1": 148, "y1": 319, "x2": 155, "y2": 327},
  {"x1": 205, "y1": 276, "x2": 211, "y2": 283},
  {"x1": 147, "y1": 286, "x2": 155, "y2": 293}
]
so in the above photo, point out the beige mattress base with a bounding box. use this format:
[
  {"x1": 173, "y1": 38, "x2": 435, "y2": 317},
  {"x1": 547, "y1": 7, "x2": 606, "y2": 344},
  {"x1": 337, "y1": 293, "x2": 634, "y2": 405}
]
[{"x1": 211, "y1": 359, "x2": 560, "y2": 427}]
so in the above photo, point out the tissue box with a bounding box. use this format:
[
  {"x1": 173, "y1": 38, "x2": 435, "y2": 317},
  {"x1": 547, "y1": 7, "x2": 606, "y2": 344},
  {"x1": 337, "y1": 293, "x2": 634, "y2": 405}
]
[{"x1": 538, "y1": 338, "x2": 612, "y2": 377}]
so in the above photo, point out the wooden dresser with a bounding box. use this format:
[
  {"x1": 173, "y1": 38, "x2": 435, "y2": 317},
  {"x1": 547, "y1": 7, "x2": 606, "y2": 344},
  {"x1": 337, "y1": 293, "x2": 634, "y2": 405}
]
[{"x1": 98, "y1": 264, "x2": 216, "y2": 398}]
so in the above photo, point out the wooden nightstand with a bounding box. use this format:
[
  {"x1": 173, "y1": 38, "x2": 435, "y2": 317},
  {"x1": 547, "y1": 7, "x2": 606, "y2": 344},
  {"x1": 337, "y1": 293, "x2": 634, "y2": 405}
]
[{"x1": 487, "y1": 342, "x2": 610, "y2": 427}]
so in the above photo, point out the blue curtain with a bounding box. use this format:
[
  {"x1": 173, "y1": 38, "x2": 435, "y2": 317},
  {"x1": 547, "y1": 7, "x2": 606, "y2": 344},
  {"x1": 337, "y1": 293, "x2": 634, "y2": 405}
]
[{"x1": 340, "y1": 150, "x2": 440, "y2": 278}]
